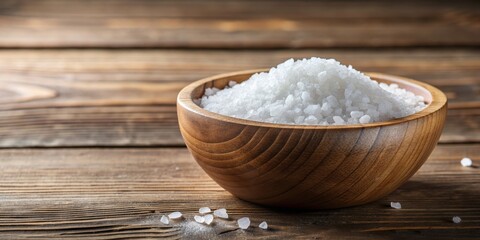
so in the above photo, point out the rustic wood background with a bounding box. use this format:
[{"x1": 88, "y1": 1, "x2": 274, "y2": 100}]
[{"x1": 0, "y1": 0, "x2": 478, "y2": 239}]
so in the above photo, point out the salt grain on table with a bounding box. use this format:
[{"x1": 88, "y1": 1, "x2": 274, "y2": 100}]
[
  {"x1": 199, "y1": 207, "x2": 211, "y2": 214},
  {"x1": 194, "y1": 215, "x2": 205, "y2": 223},
  {"x1": 160, "y1": 215, "x2": 169, "y2": 224},
  {"x1": 452, "y1": 216, "x2": 462, "y2": 223},
  {"x1": 213, "y1": 208, "x2": 228, "y2": 219},
  {"x1": 259, "y1": 221, "x2": 268, "y2": 230},
  {"x1": 168, "y1": 211, "x2": 182, "y2": 219},
  {"x1": 461, "y1": 157, "x2": 473, "y2": 167},
  {"x1": 237, "y1": 217, "x2": 250, "y2": 230},
  {"x1": 204, "y1": 214, "x2": 214, "y2": 225},
  {"x1": 390, "y1": 202, "x2": 402, "y2": 209}
]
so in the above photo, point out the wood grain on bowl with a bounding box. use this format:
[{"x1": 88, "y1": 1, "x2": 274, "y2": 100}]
[{"x1": 177, "y1": 70, "x2": 448, "y2": 209}]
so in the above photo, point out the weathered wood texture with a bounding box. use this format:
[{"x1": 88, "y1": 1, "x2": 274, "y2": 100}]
[
  {"x1": 0, "y1": 0, "x2": 479, "y2": 48},
  {"x1": 0, "y1": 145, "x2": 478, "y2": 239},
  {"x1": 0, "y1": 49, "x2": 478, "y2": 147}
]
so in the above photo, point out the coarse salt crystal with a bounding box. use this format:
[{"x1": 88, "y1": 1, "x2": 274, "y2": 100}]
[
  {"x1": 160, "y1": 215, "x2": 169, "y2": 224},
  {"x1": 359, "y1": 114, "x2": 371, "y2": 124},
  {"x1": 168, "y1": 211, "x2": 182, "y2": 219},
  {"x1": 213, "y1": 208, "x2": 228, "y2": 219},
  {"x1": 452, "y1": 216, "x2": 462, "y2": 223},
  {"x1": 237, "y1": 217, "x2": 250, "y2": 230},
  {"x1": 194, "y1": 215, "x2": 205, "y2": 223},
  {"x1": 228, "y1": 81, "x2": 237, "y2": 87},
  {"x1": 350, "y1": 111, "x2": 364, "y2": 119},
  {"x1": 390, "y1": 202, "x2": 402, "y2": 209},
  {"x1": 204, "y1": 214, "x2": 214, "y2": 225},
  {"x1": 333, "y1": 116, "x2": 345, "y2": 124},
  {"x1": 199, "y1": 207, "x2": 211, "y2": 214},
  {"x1": 259, "y1": 221, "x2": 268, "y2": 230},
  {"x1": 304, "y1": 115, "x2": 318, "y2": 124},
  {"x1": 461, "y1": 157, "x2": 472, "y2": 167},
  {"x1": 204, "y1": 87, "x2": 219, "y2": 96}
]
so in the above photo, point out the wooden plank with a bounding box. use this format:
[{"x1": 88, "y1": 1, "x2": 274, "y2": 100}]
[
  {"x1": 0, "y1": 145, "x2": 478, "y2": 239},
  {"x1": 0, "y1": 0, "x2": 478, "y2": 48},
  {"x1": 0, "y1": 104, "x2": 477, "y2": 147},
  {"x1": 442, "y1": 108, "x2": 480, "y2": 144},
  {"x1": 0, "y1": 49, "x2": 478, "y2": 147},
  {"x1": 0, "y1": 49, "x2": 478, "y2": 90}
]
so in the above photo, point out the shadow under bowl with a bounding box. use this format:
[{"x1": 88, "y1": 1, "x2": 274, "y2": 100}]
[{"x1": 177, "y1": 70, "x2": 447, "y2": 209}]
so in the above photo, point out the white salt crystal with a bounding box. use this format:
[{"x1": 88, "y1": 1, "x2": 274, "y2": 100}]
[
  {"x1": 294, "y1": 116, "x2": 305, "y2": 124},
  {"x1": 160, "y1": 215, "x2": 169, "y2": 224},
  {"x1": 304, "y1": 105, "x2": 320, "y2": 115},
  {"x1": 237, "y1": 217, "x2": 250, "y2": 230},
  {"x1": 452, "y1": 216, "x2": 461, "y2": 223},
  {"x1": 304, "y1": 115, "x2": 318, "y2": 124},
  {"x1": 228, "y1": 81, "x2": 237, "y2": 87},
  {"x1": 333, "y1": 116, "x2": 345, "y2": 124},
  {"x1": 204, "y1": 214, "x2": 214, "y2": 225},
  {"x1": 199, "y1": 207, "x2": 211, "y2": 214},
  {"x1": 350, "y1": 111, "x2": 364, "y2": 119},
  {"x1": 301, "y1": 92, "x2": 311, "y2": 102},
  {"x1": 200, "y1": 58, "x2": 426, "y2": 125},
  {"x1": 204, "y1": 87, "x2": 219, "y2": 97},
  {"x1": 461, "y1": 157, "x2": 472, "y2": 167},
  {"x1": 259, "y1": 221, "x2": 268, "y2": 230},
  {"x1": 359, "y1": 115, "x2": 371, "y2": 124},
  {"x1": 213, "y1": 208, "x2": 228, "y2": 219},
  {"x1": 194, "y1": 215, "x2": 205, "y2": 223},
  {"x1": 168, "y1": 211, "x2": 182, "y2": 219},
  {"x1": 390, "y1": 202, "x2": 402, "y2": 209},
  {"x1": 285, "y1": 94, "x2": 294, "y2": 107}
]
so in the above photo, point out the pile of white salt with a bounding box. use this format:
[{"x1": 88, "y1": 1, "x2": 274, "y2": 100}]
[{"x1": 200, "y1": 58, "x2": 426, "y2": 125}]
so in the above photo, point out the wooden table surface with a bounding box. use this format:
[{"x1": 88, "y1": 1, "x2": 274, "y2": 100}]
[{"x1": 0, "y1": 0, "x2": 479, "y2": 239}]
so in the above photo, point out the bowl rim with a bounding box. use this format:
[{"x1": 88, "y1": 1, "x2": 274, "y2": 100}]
[{"x1": 177, "y1": 69, "x2": 447, "y2": 129}]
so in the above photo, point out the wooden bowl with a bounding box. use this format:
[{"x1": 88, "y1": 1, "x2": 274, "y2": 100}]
[{"x1": 177, "y1": 70, "x2": 447, "y2": 209}]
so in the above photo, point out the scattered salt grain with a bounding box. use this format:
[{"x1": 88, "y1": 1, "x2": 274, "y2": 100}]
[
  {"x1": 204, "y1": 214, "x2": 214, "y2": 225},
  {"x1": 237, "y1": 217, "x2": 250, "y2": 230},
  {"x1": 194, "y1": 215, "x2": 205, "y2": 223},
  {"x1": 461, "y1": 157, "x2": 473, "y2": 167},
  {"x1": 200, "y1": 58, "x2": 426, "y2": 125},
  {"x1": 168, "y1": 211, "x2": 182, "y2": 219},
  {"x1": 160, "y1": 215, "x2": 169, "y2": 224},
  {"x1": 199, "y1": 207, "x2": 211, "y2": 214},
  {"x1": 390, "y1": 202, "x2": 402, "y2": 209},
  {"x1": 452, "y1": 216, "x2": 462, "y2": 224},
  {"x1": 213, "y1": 208, "x2": 229, "y2": 219},
  {"x1": 259, "y1": 221, "x2": 268, "y2": 230}
]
